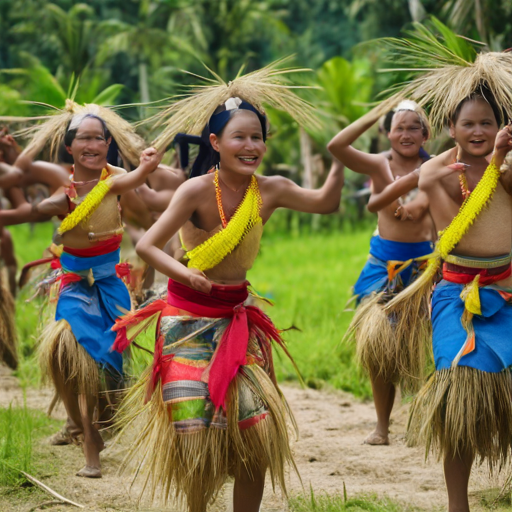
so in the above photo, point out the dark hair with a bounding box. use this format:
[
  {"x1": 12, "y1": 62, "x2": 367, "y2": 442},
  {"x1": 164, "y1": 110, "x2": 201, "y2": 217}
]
[
  {"x1": 383, "y1": 109, "x2": 430, "y2": 138},
  {"x1": 451, "y1": 85, "x2": 506, "y2": 126},
  {"x1": 64, "y1": 113, "x2": 111, "y2": 147}
]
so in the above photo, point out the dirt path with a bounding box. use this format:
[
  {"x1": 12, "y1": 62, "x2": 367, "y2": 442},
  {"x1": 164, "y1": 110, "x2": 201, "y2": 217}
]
[{"x1": 0, "y1": 365, "x2": 507, "y2": 511}]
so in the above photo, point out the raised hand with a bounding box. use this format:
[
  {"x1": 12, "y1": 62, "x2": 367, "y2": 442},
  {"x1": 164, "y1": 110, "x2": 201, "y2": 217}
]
[{"x1": 139, "y1": 147, "x2": 163, "y2": 172}]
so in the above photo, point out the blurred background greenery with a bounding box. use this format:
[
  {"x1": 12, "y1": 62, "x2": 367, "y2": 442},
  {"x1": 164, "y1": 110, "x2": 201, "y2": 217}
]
[{"x1": 1, "y1": 0, "x2": 511, "y2": 227}]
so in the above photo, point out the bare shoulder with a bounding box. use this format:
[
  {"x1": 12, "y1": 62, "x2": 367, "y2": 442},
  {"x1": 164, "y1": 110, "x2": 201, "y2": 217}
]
[
  {"x1": 108, "y1": 164, "x2": 128, "y2": 176},
  {"x1": 256, "y1": 174, "x2": 292, "y2": 193},
  {"x1": 420, "y1": 149, "x2": 455, "y2": 178},
  {"x1": 173, "y1": 173, "x2": 213, "y2": 201}
]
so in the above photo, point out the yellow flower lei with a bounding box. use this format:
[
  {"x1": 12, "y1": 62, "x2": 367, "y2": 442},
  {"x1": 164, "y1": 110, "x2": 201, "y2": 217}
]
[
  {"x1": 185, "y1": 175, "x2": 262, "y2": 271},
  {"x1": 58, "y1": 168, "x2": 113, "y2": 235}
]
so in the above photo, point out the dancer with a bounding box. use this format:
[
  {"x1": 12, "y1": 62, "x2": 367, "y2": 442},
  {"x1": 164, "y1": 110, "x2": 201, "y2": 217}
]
[
  {"x1": 13, "y1": 101, "x2": 159, "y2": 477},
  {"x1": 381, "y1": 44, "x2": 512, "y2": 511},
  {"x1": 328, "y1": 100, "x2": 434, "y2": 445},
  {"x1": 111, "y1": 62, "x2": 344, "y2": 512}
]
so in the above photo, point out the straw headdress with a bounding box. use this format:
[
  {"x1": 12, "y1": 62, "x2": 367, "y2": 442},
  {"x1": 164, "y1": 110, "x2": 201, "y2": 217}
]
[
  {"x1": 2, "y1": 100, "x2": 146, "y2": 166},
  {"x1": 147, "y1": 57, "x2": 322, "y2": 151},
  {"x1": 377, "y1": 17, "x2": 512, "y2": 132}
]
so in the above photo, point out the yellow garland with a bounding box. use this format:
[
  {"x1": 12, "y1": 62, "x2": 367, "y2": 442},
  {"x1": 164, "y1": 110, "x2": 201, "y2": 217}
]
[
  {"x1": 58, "y1": 169, "x2": 113, "y2": 235},
  {"x1": 437, "y1": 159, "x2": 501, "y2": 258},
  {"x1": 386, "y1": 158, "x2": 502, "y2": 314},
  {"x1": 185, "y1": 175, "x2": 262, "y2": 271}
]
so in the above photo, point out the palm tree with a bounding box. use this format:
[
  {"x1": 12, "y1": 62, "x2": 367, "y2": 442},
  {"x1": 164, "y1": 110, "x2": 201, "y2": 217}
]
[{"x1": 98, "y1": 0, "x2": 200, "y2": 110}]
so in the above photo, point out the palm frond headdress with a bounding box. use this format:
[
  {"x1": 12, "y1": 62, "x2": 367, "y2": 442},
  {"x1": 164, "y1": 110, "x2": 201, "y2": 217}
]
[
  {"x1": 3, "y1": 100, "x2": 146, "y2": 167},
  {"x1": 147, "y1": 58, "x2": 321, "y2": 170},
  {"x1": 378, "y1": 17, "x2": 512, "y2": 132}
]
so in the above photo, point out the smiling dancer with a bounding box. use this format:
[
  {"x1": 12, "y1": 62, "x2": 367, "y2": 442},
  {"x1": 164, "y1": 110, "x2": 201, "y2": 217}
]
[
  {"x1": 381, "y1": 46, "x2": 512, "y2": 512},
  {"x1": 111, "y1": 61, "x2": 344, "y2": 512},
  {"x1": 11, "y1": 101, "x2": 160, "y2": 478},
  {"x1": 328, "y1": 100, "x2": 434, "y2": 445}
]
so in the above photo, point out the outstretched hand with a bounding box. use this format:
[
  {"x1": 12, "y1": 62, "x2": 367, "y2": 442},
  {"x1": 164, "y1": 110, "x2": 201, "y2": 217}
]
[{"x1": 188, "y1": 267, "x2": 212, "y2": 294}]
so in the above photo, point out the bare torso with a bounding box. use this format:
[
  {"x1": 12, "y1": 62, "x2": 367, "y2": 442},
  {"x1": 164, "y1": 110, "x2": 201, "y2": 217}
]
[
  {"x1": 373, "y1": 156, "x2": 434, "y2": 243},
  {"x1": 421, "y1": 148, "x2": 512, "y2": 286}
]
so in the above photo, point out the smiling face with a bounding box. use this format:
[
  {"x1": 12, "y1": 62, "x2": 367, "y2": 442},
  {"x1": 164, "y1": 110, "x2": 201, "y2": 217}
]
[
  {"x1": 210, "y1": 110, "x2": 266, "y2": 176},
  {"x1": 449, "y1": 98, "x2": 499, "y2": 158},
  {"x1": 66, "y1": 117, "x2": 111, "y2": 171},
  {"x1": 387, "y1": 110, "x2": 427, "y2": 158}
]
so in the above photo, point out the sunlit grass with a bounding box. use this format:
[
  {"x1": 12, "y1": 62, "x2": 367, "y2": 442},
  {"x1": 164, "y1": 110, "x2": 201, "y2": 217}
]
[{"x1": 0, "y1": 404, "x2": 60, "y2": 487}]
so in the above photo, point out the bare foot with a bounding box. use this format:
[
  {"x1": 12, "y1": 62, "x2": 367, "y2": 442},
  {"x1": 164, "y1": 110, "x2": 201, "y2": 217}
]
[
  {"x1": 76, "y1": 465, "x2": 102, "y2": 478},
  {"x1": 364, "y1": 430, "x2": 390, "y2": 445},
  {"x1": 48, "y1": 428, "x2": 74, "y2": 446}
]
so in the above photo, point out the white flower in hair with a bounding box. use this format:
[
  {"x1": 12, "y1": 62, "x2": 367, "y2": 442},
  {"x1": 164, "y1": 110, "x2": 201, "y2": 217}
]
[
  {"x1": 224, "y1": 97, "x2": 242, "y2": 111},
  {"x1": 395, "y1": 100, "x2": 418, "y2": 112}
]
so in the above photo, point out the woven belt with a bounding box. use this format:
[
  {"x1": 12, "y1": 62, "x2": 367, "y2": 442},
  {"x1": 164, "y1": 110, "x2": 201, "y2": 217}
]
[{"x1": 444, "y1": 253, "x2": 512, "y2": 269}]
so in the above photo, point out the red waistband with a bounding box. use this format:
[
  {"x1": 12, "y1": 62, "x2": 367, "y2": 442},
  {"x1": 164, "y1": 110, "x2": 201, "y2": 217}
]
[
  {"x1": 442, "y1": 262, "x2": 512, "y2": 286},
  {"x1": 166, "y1": 278, "x2": 249, "y2": 317},
  {"x1": 63, "y1": 235, "x2": 123, "y2": 257}
]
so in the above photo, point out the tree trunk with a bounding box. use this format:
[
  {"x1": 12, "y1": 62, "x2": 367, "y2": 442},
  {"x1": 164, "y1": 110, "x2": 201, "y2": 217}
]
[
  {"x1": 139, "y1": 60, "x2": 150, "y2": 117},
  {"x1": 300, "y1": 127, "x2": 313, "y2": 189}
]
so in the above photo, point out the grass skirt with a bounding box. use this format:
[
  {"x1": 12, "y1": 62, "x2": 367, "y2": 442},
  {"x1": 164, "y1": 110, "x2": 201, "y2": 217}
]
[
  {"x1": 38, "y1": 319, "x2": 100, "y2": 399},
  {"x1": 115, "y1": 312, "x2": 297, "y2": 512},
  {"x1": 349, "y1": 291, "x2": 431, "y2": 394},
  {"x1": 408, "y1": 366, "x2": 512, "y2": 470},
  {"x1": 0, "y1": 267, "x2": 18, "y2": 369}
]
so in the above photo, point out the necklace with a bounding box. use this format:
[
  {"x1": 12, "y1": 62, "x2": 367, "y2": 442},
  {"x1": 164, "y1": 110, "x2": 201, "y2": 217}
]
[{"x1": 214, "y1": 170, "x2": 252, "y2": 228}]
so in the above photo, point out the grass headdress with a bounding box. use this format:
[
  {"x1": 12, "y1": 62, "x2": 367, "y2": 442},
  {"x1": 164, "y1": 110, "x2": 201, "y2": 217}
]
[
  {"x1": 147, "y1": 57, "x2": 321, "y2": 152},
  {"x1": 3, "y1": 100, "x2": 145, "y2": 167}
]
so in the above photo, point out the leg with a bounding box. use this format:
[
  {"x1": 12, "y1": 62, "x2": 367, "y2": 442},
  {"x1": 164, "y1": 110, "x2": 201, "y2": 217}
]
[
  {"x1": 364, "y1": 374, "x2": 395, "y2": 445},
  {"x1": 233, "y1": 463, "x2": 266, "y2": 512},
  {"x1": 76, "y1": 392, "x2": 104, "y2": 478},
  {"x1": 51, "y1": 358, "x2": 103, "y2": 477},
  {"x1": 1, "y1": 228, "x2": 17, "y2": 297},
  {"x1": 444, "y1": 448, "x2": 474, "y2": 512}
]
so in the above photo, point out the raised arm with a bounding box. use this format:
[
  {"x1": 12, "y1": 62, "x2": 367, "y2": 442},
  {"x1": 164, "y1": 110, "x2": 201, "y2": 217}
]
[
  {"x1": 136, "y1": 180, "x2": 210, "y2": 293},
  {"x1": 261, "y1": 158, "x2": 344, "y2": 216},
  {"x1": 109, "y1": 148, "x2": 162, "y2": 195},
  {"x1": 0, "y1": 187, "x2": 51, "y2": 226},
  {"x1": 327, "y1": 109, "x2": 391, "y2": 185},
  {"x1": 367, "y1": 169, "x2": 420, "y2": 213}
]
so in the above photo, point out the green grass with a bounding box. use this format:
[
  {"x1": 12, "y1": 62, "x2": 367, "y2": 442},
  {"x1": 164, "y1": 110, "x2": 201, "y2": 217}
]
[
  {"x1": 8, "y1": 220, "x2": 374, "y2": 397},
  {"x1": 0, "y1": 405, "x2": 61, "y2": 487},
  {"x1": 289, "y1": 489, "x2": 420, "y2": 512},
  {"x1": 251, "y1": 227, "x2": 374, "y2": 398}
]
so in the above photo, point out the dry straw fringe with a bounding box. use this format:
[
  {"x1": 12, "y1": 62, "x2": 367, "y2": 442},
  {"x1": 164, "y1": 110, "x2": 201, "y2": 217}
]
[
  {"x1": 377, "y1": 20, "x2": 512, "y2": 133},
  {"x1": 1, "y1": 100, "x2": 146, "y2": 167},
  {"x1": 38, "y1": 319, "x2": 99, "y2": 402},
  {"x1": 408, "y1": 366, "x2": 512, "y2": 471},
  {"x1": 149, "y1": 57, "x2": 330, "y2": 152},
  {"x1": 346, "y1": 291, "x2": 431, "y2": 395},
  {"x1": 0, "y1": 267, "x2": 18, "y2": 369},
  {"x1": 114, "y1": 364, "x2": 297, "y2": 512}
]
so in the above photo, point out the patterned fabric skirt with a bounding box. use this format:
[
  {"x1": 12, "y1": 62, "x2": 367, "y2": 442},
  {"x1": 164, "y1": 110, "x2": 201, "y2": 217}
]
[{"x1": 114, "y1": 282, "x2": 297, "y2": 512}]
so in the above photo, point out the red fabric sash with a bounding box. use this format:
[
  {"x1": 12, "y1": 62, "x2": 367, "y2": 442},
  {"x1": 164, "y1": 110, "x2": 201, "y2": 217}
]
[
  {"x1": 443, "y1": 263, "x2": 511, "y2": 286},
  {"x1": 167, "y1": 279, "x2": 282, "y2": 409},
  {"x1": 63, "y1": 235, "x2": 122, "y2": 257}
]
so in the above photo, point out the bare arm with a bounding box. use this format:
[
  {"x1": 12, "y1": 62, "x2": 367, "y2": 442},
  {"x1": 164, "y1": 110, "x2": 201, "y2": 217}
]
[
  {"x1": 495, "y1": 125, "x2": 512, "y2": 196},
  {"x1": 367, "y1": 170, "x2": 419, "y2": 213},
  {"x1": 262, "y1": 158, "x2": 344, "y2": 215},
  {"x1": 0, "y1": 188, "x2": 52, "y2": 225},
  {"x1": 327, "y1": 109, "x2": 391, "y2": 186},
  {"x1": 34, "y1": 192, "x2": 69, "y2": 218},
  {"x1": 136, "y1": 180, "x2": 211, "y2": 293},
  {"x1": 109, "y1": 148, "x2": 162, "y2": 195},
  {"x1": 136, "y1": 184, "x2": 176, "y2": 212}
]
